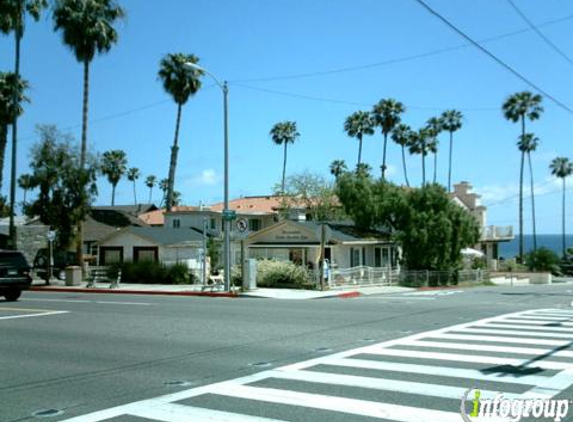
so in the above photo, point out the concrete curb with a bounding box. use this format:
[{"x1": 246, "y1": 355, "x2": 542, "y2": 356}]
[
  {"x1": 333, "y1": 291, "x2": 362, "y2": 299},
  {"x1": 29, "y1": 286, "x2": 237, "y2": 298}
]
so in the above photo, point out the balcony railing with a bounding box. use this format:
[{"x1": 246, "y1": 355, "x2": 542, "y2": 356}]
[{"x1": 481, "y1": 225, "x2": 514, "y2": 241}]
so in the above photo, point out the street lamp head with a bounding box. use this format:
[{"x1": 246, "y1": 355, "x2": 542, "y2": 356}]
[{"x1": 183, "y1": 62, "x2": 204, "y2": 72}]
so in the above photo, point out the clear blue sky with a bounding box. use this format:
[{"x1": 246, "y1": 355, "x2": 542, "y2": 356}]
[{"x1": 1, "y1": 0, "x2": 572, "y2": 233}]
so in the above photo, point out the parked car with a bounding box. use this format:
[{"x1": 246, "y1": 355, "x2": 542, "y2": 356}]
[
  {"x1": 33, "y1": 249, "x2": 78, "y2": 281},
  {"x1": 0, "y1": 250, "x2": 32, "y2": 301}
]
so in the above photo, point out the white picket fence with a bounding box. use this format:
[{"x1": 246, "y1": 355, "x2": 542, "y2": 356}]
[{"x1": 328, "y1": 266, "x2": 400, "y2": 289}]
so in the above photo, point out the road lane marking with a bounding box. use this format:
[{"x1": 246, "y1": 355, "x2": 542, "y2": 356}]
[
  {"x1": 429, "y1": 332, "x2": 569, "y2": 346},
  {"x1": 456, "y1": 326, "x2": 573, "y2": 339},
  {"x1": 479, "y1": 322, "x2": 573, "y2": 332},
  {"x1": 23, "y1": 298, "x2": 152, "y2": 306},
  {"x1": 129, "y1": 403, "x2": 288, "y2": 422},
  {"x1": 0, "y1": 310, "x2": 69, "y2": 320}
]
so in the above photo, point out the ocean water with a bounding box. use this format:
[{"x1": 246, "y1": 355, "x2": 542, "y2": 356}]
[{"x1": 499, "y1": 234, "x2": 573, "y2": 258}]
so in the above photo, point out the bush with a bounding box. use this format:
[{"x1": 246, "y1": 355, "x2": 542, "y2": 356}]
[
  {"x1": 255, "y1": 259, "x2": 310, "y2": 288},
  {"x1": 110, "y1": 261, "x2": 195, "y2": 284},
  {"x1": 524, "y1": 248, "x2": 561, "y2": 274}
]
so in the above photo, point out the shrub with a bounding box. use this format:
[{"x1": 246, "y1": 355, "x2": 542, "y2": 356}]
[
  {"x1": 110, "y1": 261, "x2": 194, "y2": 284},
  {"x1": 524, "y1": 248, "x2": 561, "y2": 274},
  {"x1": 255, "y1": 259, "x2": 310, "y2": 288}
]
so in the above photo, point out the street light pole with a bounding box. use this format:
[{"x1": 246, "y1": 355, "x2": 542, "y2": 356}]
[{"x1": 184, "y1": 62, "x2": 231, "y2": 292}]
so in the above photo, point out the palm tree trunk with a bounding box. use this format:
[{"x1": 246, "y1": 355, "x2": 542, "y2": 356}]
[
  {"x1": 382, "y1": 132, "x2": 388, "y2": 181},
  {"x1": 22, "y1": 188, "x2": 26, "y2": 204},
  {"x1": 401, "y1": 145, "x2": 410, "y2": 187},
  {"x1": 421, "y1": 140, "x2": 426, "y2": 187},
  {"x1": 0, "y1": 124, "x2": 7, "y2": 192},
  {"x1": 167, "y1": 103, "x2": 182, "y2": 211},
  {"x1": 8, "y1": 27, "x2": 22, "y2": 250},
  {"x1": 111, "y1": 184, "x2": 116, "y2": 206},
  {"x1": 562, "y1": 177, "x2": 567, "y2": 259},
  {"x1": 281, "y1": 142, "x2": 288, "y2": 194},
  {"x1": 527, "y1": 152, "x2": 537, "y2": 251},
  {"x1": 433, "y1": 151, "x2": 438, "y2": 184},
  {"x1": 518, "y1": 117, "x2": 525, "y2": 262},
  {"x1": 133, "y1": 181, "x2": 137, "y2": 205},
  {"x1": 448, "y1": 131, "x2": 453, "y2": 192},
  {"x1": 148, "y1": 187, "x2": 153, "y2": 204},
  {"x1": 357, "y1": 135, "x2": 363, "y2": 167}
]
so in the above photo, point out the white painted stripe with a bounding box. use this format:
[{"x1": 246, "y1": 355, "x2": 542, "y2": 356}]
[
  {"x1": 499, "y1": 318, "x2": 573, "y2": 327},
  {"x1": 128, "y1": 402, "x2": 288, "y2": 422},
  {"x1": 214, "y1": 384, "x2": 464, "y2": 422},
  {"x1": 0, "y1": 310, "x2": 69, "y2": 321},
  {"x1": 505, "y1": 315, "x2": 573, "y2": 322},
  {"x1": 477, "y1": 322, "x2": 573, "y2": 333},
  {"x1": 325, "y1": 357, "x2": 549, "y2": 386},
  {"x1": 524, "y1": 367, "x2": 573, "y2": 399},
  {"x1": 403, "y1": 339, "x2": 573, "y2": 358},
  {"x1": 457, "y1": 327, "x2": 573, "y2": 339},
  {"x1": 430, "y1": 332, "x2": 569, "y2": 346},
  {"x1": 269, "y1": 368, "x2": 521, "y2": 400},
  {"x1": 531, "y1": 310, "x2": 573, "y2": 316},
  {"x1": 367, "y1": 348, "x2": 571, "y2": 370},
  {"x1": 23, "y1": 298, "x2": 152, "y2": 306}
]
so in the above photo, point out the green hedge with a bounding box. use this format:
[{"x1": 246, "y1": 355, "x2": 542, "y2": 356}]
[
  {"x1": 250, "y1": 259, "x2": 311, "y2": 288},
  {"x1": 110, "y1": 261, "x2": 197, "y2": 284}
]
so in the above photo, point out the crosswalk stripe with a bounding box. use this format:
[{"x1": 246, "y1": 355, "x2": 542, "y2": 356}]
[
  {"x1": 505, "y1": 315, "x2": 573, "y2": 322},
  {"x1": 531, "y1": 310, "x2": 573, "y2": 316},
  {"x1": 367, "y1": 348, "x2": 571, "y2": 370},
  {"x1": 267, "y1": 369, "x2": 521, "y2": 400},
  {"x1": 456, "y1": 326, "x2": 573, "y2": 339},
  {"x1": 478, "y1": 322, "x2": 573, "y2": 332},
  {"x1": 214, "y1": 384, "x2": 463, "y2": 422},
  {"x1": 128, "y1": 402, "x2": 288, "y2": 422},
  {"x1": 403, "y1": 339, "x2": 573, "y2": 358},
  {"x1": 430, "y1": 332, "x2": 570, "y2": 346},
  {"x1": 325, "y1": 357, "x2": 549, "y2": 386},
  {"x1": 498, "y1": 318, "x2": 573, "y2": 326}
]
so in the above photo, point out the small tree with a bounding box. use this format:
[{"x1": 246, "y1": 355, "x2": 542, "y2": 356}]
[
  {"x1": 101, "y1": 150, "x2": 126, "y2": 206},
  {"x1": 24, "y1": 125, "x2": 98, "y2": 249},
  {"x1": 127, "y1": 167, "x2": 140, "y2": 205},
  {"x1": 145, "y1": 174, "x2": 156, "y2": 204},
  {"x1": 17, "y1": 173, "x2": 33, "y2": 204}
]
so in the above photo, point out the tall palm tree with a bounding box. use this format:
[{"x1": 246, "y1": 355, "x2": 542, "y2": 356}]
[
  {"x1": 371, "y1": 98, "x2": 405, "y2": 180},
  {"x1": 550, "y1": 157, "x2": 573, "y2": 259},
  {"x1": 17, "y1": 173, "x2": 32, "y2": 204},
  {"x1": 502, "y1": 91, "x2": 544, "y2": 261},
  {"x1": 127, "y1": 167, "x2": 140, "y2": 205},
  {"x1": 391, "y1": 123, "x2": 412, "y2": 187},
  {"x1": 158, "y1": 53, "x2": 203, "y2": 211},
  {"x1": 518, "y1": 133, "x2": 540, "y2": 251},
  {"x1": 101, "y1": 150, "x2": 127, "y2": 206},
  {"x1": 426, "y1": 117, "x2": 442, "y2": 184},
  {"x1": 53, "y1": 0, "x2": 124, "y2": 260},
  {"x1": 0, "y1": 72, "x2": 28, "y2": 192},
  {"x1": 344, "y1": 111, "x2": 374, "y2": 169},
  {"x1": 1, "y1": 0, "x2": 47, "y2": 247},
  {"x1": 408, "y1": 128, "x2": 432, "y2": 186},
  {"x1": 145, "y1": 174, "x2": 156, "y2": 204},
  {"x1": 270, "y1": 121, "x2": 300, "y2": 193},
  {"x1": 329, "y1": 159, "x2": 347, "y2": 179},
  {"x1": 159, "y1": 178, "x2": 168, "y2": 207},
  {"x1": 440, "y1": 109, "x2": 463, "y2": 192}
]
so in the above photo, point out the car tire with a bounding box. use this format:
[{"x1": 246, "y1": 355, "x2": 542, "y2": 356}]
[{"x1": 4, "y1": 290, "x2": 21, "y2": 302}]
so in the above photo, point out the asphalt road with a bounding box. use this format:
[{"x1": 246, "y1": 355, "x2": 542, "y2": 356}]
[{"x1": 2, "y1": 283, "x2": 573, "y2": 422}]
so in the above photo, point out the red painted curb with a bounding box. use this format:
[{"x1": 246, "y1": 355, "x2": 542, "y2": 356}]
[
  {"x1": 337, "y1": 291, "x2": 361, "y2": 299},
  {"x1": 416, "y1": 285, "x2": 466, "y2": 291},
  {"x1": 29, "y1": 286, "x2": 237, "y2": 298}
]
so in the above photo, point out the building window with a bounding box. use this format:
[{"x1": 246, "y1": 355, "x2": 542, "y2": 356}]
[
  {"x1": 249, "y1": 219, "x2": 261, "y2": 231},
  {"x1": 173, "y1": 219, "x2": 180, "y2": 228},
  {"x1": 350, "y1": 248, "x2": 360, "y2": 267},
  {"x1": 374, "y1": 248, "x2": 381, "y2": 267},
  {"x1": 362, "y1": 247, "x2": 366, "y2": 266},
  {"x1": 134, "y1": 247, "x2": 158, "y2": 263},
  {"x1": 210, "y1": 218, "x2": 216, "y2": 230},
  {"x1": 100, "y1": 247, "x2": 123, "y2": 265}
]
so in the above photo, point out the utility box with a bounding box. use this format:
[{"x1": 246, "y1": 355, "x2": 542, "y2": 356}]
[
  {"x1": 65, "y1": 266, "x2": 82, "y2": 286},
  {"x1": 243, "y1": 259, "x2": 257, "y2": 291}
]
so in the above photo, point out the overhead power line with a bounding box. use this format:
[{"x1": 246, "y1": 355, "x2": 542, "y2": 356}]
[
  {"x1": 412, "y1": 0, "x2": 573, "y2": 115},
  {"x1": 506, "y1": 0, "x2": 573, "y2": 67},
  {"x1": 230, "y1": 13, "x2": 573, "y2": 84}
]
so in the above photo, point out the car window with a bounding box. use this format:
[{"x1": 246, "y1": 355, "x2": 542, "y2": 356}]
[{"x1": 0, "y1": 252, "x2": 29, "y2": 267}]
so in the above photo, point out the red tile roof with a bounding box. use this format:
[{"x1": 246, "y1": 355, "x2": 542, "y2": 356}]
[
  {"x1": 138, "y1": 206, "x2": 199, "y2": 226},
  {"x1": 210, "y1": 196, "x2": 283, "y2": 213}
]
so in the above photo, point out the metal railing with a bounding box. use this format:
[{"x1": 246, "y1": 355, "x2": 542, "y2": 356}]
[
  {"x1": 399, "y1": 269, "x2": 488, "y2": 287},
  {"x1": 481, "y1": 225, "x2": 513, "y2": 241},
  {"x1": 328, "y1": 266, "x2": 400, "y2": 289}
]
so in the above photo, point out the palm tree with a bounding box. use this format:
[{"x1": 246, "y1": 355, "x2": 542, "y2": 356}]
[
  {"x1": 0, "y1": 72, "x2": 28, "y2": 192},
  {"x1": 1, "y1": 0, "x2": 47, "y2": 247},
  {"x1": 518, "y1": 133, "x2": 540, "y2": 251},
  {"x1": 426, "y1": 117, "x2": 442, "y2": 184},
  {"x1": 270, "y1": 121, "x2": 300, "y2": 193},
  {"x1": 371, "y1": 98, "x2": 405, "y2": 180},
  {"x1": 145, "y1": 174, "x2": 156, "y2": 204},
  {"x1": 356, "y1": 162, "x2": 372, "y2": 178},
  {"x1": 101, "y1": 150, "x2": 127, "y2": 206},
  {"x1": 17, "y1": 173, "x2": 32, "y2": 204},
  {"x1": 550, "y1": 157, "x2": 573, "y2": 259},
  {"x1": 329, "y1": 159, "x2": 347, "y2": 179},
  {"x1": 344, "y1": 111, "x2": 374, "y2": 169},
  {"x1": 159, "y1": 178, "x2": 168, "y2": 207},
  {"x1": 158, "y1": 53, "x2": 203, "y2": 211},
  {"x1": 126, "y1": 167, "x2": 140, "y2": 205},
  {"x1": 391, "y1": 123, "x2": 412, "y2": 187},
  {"x1": 440, "y1": 109, "x2": 463, "y2": 192},
  {"x1": 502, "y1": 91, "x2": 544, "y2": 261},
  {"x1": 408, "y1": 128, "x2": 432, "y2": 186}
]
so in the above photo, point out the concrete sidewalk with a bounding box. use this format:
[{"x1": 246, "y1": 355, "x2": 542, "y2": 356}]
[{"x1": 29, "y1": 278, "x2": 411, "y2": 299}]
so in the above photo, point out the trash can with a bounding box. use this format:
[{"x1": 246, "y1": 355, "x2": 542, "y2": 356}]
[
  {"x1": 65, "y1": 266, "x2": 82, "y2": 286},
  {"x1": 243, "y1": 259, "x2": 257, "y2": 291}
]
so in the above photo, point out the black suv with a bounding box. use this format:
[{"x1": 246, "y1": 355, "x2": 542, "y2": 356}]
[
  {"x1": 0, "y1": 250, "x2": 32, "y2": 301},
  {"x1": 33, "y1": 249, "x2": 77, "y2": 281}
]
